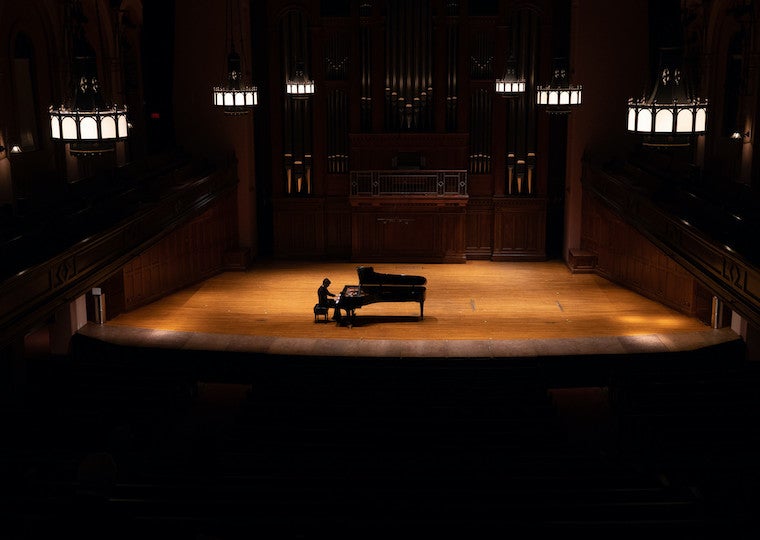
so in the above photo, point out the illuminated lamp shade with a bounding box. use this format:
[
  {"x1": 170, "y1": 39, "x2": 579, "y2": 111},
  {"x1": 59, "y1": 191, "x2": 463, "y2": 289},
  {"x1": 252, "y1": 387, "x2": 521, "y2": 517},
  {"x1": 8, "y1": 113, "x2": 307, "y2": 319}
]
[
  {"x1": 50, "y1": 105, "x2": 129, "y2": 155},
  {"x1": 537, "y1": 58, "x2": 582, "y2": 114},
  {"x1": 213, "y1": 48, "x2": 258, "y2": 115},
  {"x1": 286, "y1": 62, "x2": 315, "y2": 98},
  {"x1": 627, "y1": 48, "x2": 707, "y2": 147},
  {"x1": 50, "y1": 36, "x2": 129, "y2": 156},
  {"x1": 495, "y1": 61, "x2": 526, "y2": 97}
]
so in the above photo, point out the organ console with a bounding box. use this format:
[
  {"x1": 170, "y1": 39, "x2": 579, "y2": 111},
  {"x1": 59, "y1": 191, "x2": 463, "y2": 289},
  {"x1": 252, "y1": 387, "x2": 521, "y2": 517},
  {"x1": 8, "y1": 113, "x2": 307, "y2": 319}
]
[{"x1": 335, "y1": 266, "x2": 427, "y2": 325}]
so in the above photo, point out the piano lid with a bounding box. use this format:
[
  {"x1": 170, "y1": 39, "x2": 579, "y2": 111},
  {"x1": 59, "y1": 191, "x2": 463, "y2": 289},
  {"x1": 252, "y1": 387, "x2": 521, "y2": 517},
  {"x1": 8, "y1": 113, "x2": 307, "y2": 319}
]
[{"x1": 357, "y1": 266, "x2": 427, "y2": 286}]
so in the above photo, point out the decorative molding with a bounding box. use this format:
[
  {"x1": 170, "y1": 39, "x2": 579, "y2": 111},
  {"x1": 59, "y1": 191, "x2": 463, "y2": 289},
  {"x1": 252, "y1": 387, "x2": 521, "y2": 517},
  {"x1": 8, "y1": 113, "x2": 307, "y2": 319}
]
[
  {"x1": 53, "y1": 257, "x2": 77, "y2": 288},
  {"x1": 492, "y1": 197, "x2": 547, "y2": 261}
]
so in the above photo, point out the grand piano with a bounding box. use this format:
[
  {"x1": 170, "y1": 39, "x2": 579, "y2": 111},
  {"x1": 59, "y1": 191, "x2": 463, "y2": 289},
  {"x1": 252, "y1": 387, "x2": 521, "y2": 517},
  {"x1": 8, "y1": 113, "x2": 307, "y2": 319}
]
[{"x1": 335, "y1": 266, "x2": 427, "y2": 324}]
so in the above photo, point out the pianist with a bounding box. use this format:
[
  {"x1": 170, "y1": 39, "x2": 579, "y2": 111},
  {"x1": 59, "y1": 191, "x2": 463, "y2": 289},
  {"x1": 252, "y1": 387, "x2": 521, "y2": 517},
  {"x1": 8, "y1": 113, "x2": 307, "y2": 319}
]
[{"x1": 317, "y1": 278, "x2": 342, "y2": 321}]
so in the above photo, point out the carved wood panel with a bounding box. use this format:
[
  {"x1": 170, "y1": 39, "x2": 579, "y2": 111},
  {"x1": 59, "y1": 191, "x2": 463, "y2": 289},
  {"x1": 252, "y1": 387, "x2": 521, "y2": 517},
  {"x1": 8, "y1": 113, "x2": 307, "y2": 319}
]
[
  {"x1": 272, "y1": 198, "x2": 326, "y2": 258},
  {"x1": 122, "y1": 193, "x2": 237, "y2": 311},
  {"x1": 492, "y1": 198, "x2": 546, "y2": 261},
  {"x1": 465, "y1": 197, "x2": 494, "y2": 259},
  {"x1": 350, "y1": 197, "x2": 467, "y2": 263},
  {"x1": 324, "y1": 198, "x2": 352, "y2": 258},
  {"x1": 581, "y1": 191, "x2": 697, "y2": 316}
]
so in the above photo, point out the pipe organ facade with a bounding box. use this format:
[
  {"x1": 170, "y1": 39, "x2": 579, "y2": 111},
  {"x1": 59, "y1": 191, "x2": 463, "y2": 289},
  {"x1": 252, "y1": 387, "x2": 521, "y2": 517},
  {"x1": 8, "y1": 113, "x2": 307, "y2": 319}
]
[{"x1": 269, "y1": 1, "x2": 556, "y2": 262}]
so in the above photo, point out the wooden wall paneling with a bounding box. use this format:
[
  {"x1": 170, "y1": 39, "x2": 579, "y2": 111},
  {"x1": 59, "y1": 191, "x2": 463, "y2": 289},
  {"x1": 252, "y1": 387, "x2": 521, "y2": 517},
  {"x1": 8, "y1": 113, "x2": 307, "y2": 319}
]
[
  {"x1": 122, "y1": 264, "x2": 138, "y2": 307},
  {"x1": 272, "y1": 198, "x2": 325, "y2": 258},
  {"x1": 148, "y1": 245, "x2": 161, "y2": 296},
  {"x1": 325, "y1": 173, "x2": 350, "y2": 197},
  {"x1": 492, "y1": 198, "x2": 547, "y2": 261},
  {"x1": 385, "y1": 216, "x2": 437, "y2": 256},
  {"x1": 441, "y1": 211, "x2": 467, "y2": 262},
  {"x1": 581, "y1": 190, "x2": 698, "y2": 317},
  {"x1": 467, "y1": 173, "x2": 495, "y2": 197},
  {"x1": 324, "y1": 197, "x2": 352, "y2": 258},
  {"x1": 351, "y1": 212, "x2": 375, "y2": 257},
  {"x1": 465, "y1": 197, "x2": 494, "y2": 259},
  {"x1": 178, "y1": 225, "x2": 192, "y2": 284},
  {"x1": 121, "y1": 193, "x2": 237, "y2": 311},
  {"x1": 349, "y1": 198, "x2": 467, "y2": 263},
  {"x1": 100, "y1": 271, "x2": 125, "y2": 321},
  {"x1": 198, "y1": 216, "x2": 211, "y2": 275}
]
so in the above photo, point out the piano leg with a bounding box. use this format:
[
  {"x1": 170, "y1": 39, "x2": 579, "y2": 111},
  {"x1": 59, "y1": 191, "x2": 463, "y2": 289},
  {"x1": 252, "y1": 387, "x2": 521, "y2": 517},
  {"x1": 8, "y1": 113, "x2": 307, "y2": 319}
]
[
  {"x1": 336, "y1": 309, "x2": 356, "y2": 327},
  {"x1": 420, "y1": 301, "x2": 424, "y2": 319}
]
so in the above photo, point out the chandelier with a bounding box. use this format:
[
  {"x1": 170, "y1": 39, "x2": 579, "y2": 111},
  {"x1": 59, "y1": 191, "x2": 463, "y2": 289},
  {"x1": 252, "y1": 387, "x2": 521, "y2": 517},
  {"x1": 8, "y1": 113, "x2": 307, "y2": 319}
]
[
  {"x1": 495, "y1": 57, "x2": 525, "y2": 97},
  {"x1": 213, "y1": 47, "x2": 258, "y2": 114},
  {"x1": 50, "y1": 1, "x2": 128, "y2": 156},
  {"x1": 495, "y1": 18, "x2": 524, "y2": 98},
  {"x1": 537, "y1": 58, "x2": 582, "y2": 113},
  {"x1": 627, "y1": 48, "x2": 707, "y2": 147},
  {"x1": 213, "y1": 0, "x2": 258, "y2": 115},
  {"x1": 286, "y1": 61, "x2": 315, "y2": 98}
]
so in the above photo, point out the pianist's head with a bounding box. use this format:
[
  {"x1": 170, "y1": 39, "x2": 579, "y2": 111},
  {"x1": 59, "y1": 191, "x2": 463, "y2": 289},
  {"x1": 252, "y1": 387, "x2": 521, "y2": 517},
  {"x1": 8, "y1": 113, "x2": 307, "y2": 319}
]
[{"x1": 323, "y1": 278, "x2": 331, "y2": 286}]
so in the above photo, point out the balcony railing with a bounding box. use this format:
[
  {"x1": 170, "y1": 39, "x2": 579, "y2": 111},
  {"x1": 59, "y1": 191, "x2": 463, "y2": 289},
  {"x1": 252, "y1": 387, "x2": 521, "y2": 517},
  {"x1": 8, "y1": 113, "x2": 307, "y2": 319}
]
[{"x1": 350, "y1": 170, "x2": 468, "y2": 197}]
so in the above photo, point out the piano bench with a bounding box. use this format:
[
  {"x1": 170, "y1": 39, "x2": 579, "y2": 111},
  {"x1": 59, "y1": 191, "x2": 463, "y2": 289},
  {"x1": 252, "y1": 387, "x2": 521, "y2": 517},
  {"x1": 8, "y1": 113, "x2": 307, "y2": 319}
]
[{"x1": 314, "y1": 304, "x2": 330, "y2": 322}]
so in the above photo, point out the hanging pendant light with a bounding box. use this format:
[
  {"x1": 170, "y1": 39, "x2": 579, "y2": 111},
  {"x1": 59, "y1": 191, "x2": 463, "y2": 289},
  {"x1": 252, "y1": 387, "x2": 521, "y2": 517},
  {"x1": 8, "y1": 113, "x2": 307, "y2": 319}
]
[
  {"x1": 495, "y1": 16, "x2": 525, "y2": 98},
  {"x1": 50, "y1": 1, "x2": 128, "y2": 156},
  {"x1": 537, "y1": 57, "x2": 582, "y2": 113},
  {"x1": 286, "y1": 61, "x2": 315, "y2": 98},
  {"x1": 213, "y1": 46, "x2": 258, "y2": 114},
  {"x1": 495, "y1": 56, "x2": 525, "y2": 97},
  {"x1": 627, "y1": 47, "x2": 707, "y2": 147},
  {"x1": 212, "y1": 0, "x2": 258, "y2": 115}
]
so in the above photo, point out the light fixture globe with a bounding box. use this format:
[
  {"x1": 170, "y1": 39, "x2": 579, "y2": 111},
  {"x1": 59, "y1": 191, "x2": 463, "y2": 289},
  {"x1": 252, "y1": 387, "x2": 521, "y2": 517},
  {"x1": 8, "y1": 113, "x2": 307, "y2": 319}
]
[
  {"x1": 495, "y1": 61, "x2": 525, "y2": 97},
  {"x1": 537, "y1": 60, "x2": 582, "y2": 114},
  {"x1": 50, "y1": 40, "x2": 129, "y2": 155},
  {"x1": 286, "y1": 62, "x2": 315, "y2": 98},
  {"x1": 213, "y1": 48, "x2": 258, "y2": 115},
  {"x1": 627, "y1": 47, "x2": 707, "y2": 147},
  {"x1": 50, "y1": 105, "x2": 129, "y2": 154}
]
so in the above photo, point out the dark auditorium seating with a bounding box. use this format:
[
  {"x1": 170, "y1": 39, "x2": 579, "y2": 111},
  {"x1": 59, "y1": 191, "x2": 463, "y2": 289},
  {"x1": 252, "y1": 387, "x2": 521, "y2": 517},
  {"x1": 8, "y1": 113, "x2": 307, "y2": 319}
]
[{"x1": 5, "y1": 337, "x2": 759, "y2": 539}]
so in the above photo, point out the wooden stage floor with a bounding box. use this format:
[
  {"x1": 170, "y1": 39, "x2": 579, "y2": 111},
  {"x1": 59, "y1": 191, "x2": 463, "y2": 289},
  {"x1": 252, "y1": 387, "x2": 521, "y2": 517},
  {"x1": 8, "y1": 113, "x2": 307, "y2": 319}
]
[{"x1": 79, "y1": 260, "x2": 740, "y2": 359}]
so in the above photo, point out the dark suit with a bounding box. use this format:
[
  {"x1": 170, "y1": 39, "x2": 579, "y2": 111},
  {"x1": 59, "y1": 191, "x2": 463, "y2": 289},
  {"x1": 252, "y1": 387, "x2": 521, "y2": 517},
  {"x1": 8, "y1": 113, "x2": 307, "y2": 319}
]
[{"x1": 318, "y1": 284, "x2": 340, "y2": 319}]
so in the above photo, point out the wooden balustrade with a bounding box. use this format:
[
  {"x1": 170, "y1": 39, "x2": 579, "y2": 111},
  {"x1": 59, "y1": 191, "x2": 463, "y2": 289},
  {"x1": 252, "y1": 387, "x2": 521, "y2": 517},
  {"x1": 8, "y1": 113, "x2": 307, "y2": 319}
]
[{"x1": 350, "y1": 170, "x2": 468, "y2": 197}]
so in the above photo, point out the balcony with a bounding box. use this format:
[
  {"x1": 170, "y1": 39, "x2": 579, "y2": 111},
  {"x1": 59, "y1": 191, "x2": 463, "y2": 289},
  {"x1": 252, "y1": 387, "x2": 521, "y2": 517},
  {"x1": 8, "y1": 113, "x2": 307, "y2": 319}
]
[{"x1": 350, "y1": 170, "x2": 468, "y2": 197}]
